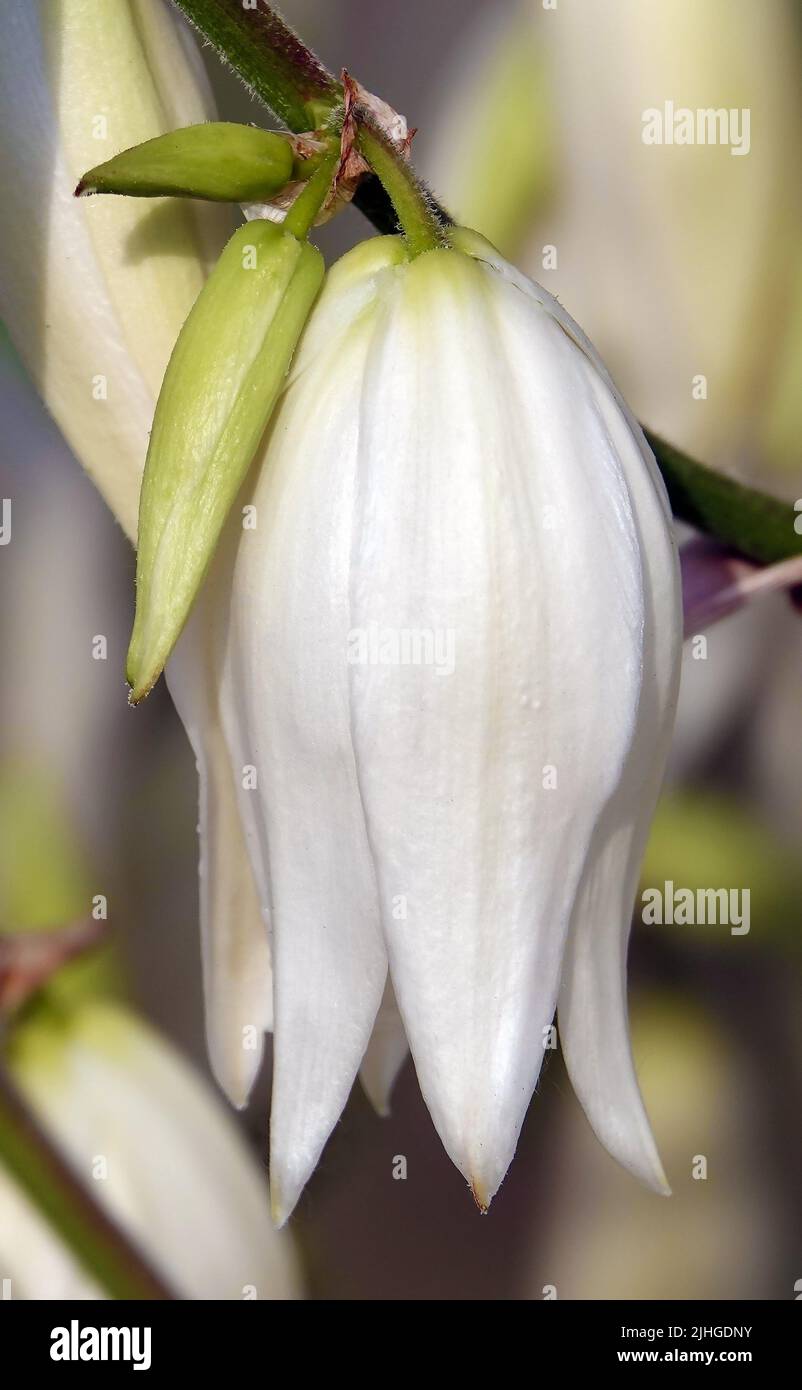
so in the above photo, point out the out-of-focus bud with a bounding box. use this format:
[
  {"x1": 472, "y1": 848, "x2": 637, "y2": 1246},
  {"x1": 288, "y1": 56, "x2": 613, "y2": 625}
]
[
  {"x1": 0, "y1": 999, "x2": 301, "y2": 1300},
  {"x1": 533, "y1": 0, "x2": 802, "y2": 471},
  {"x1": 0, "y1": 0, "x2": 230, "y2": 539},
  {"x1": 76, "y1": 122, "x2": 295, "y2": 202},
  {"x1": 127, "y1": 220, "x2": 324, "y2": 701}
]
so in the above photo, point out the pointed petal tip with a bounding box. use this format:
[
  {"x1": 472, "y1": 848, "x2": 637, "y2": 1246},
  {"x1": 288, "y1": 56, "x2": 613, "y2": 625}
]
[
  {"x1": 634, "y1": 1129, "x2": 672, "y2": 1197},
  {"x1": 606, "y1": 1133, "x2": 672, "y2": 1198},
  {"x1": 440, "y1": 1124, "x2": 512, "y2": 1219},
  {"x1": 217, "y1": 1078, "x2": 250, "y2": 1113},
  {"x1": 270, "y1": 1182, "x2": 299, "y2": 1230},
  {"x1": 205, "y1": 1023, "x2": 266, "y2": 1116},
  {"x1": 469, "y1": 1178, "x2": 491, "y2": 1215},
  {"x1": 358, "y1": 1073, "x2": 394, "y2": 1119},
  {"x1": 647, "y1": 1161, "x2": 672, "y2": 1199},
  {"x1": 268, "y1": 1142, "x2": 312, "y2": 1230}
]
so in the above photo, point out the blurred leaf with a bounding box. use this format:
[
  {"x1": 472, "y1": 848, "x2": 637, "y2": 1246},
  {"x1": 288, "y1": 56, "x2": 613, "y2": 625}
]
[
  {"x1": 0, "y1": 765, "x2": 122, "y2": 1006},
  {"x1": 0, "y1": 766, "x2": 89, "y2": 933},
  {"x1": 761, "y1": 253, "x2": 802, "y2": 474},
  {"x1": 641, "y1": 790, "x2": 802, "y2": 948},
  {"x1": 427, "y1": 4, "x2": 554, "y2": 258}
]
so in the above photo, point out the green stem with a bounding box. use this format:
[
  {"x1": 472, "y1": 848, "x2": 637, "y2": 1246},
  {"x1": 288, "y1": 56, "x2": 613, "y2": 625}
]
[
  {"x1": 357, "y1": 126, "x2": 447, "y2": 256},
  {"x1": 172, "y1": 0, "x2": 802, "y2": 570},
  {"x1": 353, "y1": 175, "x2": 452, "y2": 240},
  {"x1": 169, "y1": 0, "x2": 339, "y2": 130},
  {"x1": 647, "y1": 432, "x2": 802, "y2": 566},
  {"x1": 0, "y1": 1064, "x2": 176, "y2": 1299},
  {"x1": 283, "y1": 145, "x2": 340, "y2": 239}
]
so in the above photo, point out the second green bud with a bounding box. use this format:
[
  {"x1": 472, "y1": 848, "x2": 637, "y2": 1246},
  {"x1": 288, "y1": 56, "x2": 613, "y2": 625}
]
[
  {"x1": 76, "y1": 122, "x2": 295, "y2": 202},
  {"x1": 127, "y1": 220, "x2": 324, "y2": 701}
]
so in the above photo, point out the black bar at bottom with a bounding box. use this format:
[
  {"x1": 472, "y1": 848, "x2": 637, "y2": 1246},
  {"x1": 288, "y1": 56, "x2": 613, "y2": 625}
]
[{"x1": 0, "y1": 1298, "x2": 796, "y2": 1376}]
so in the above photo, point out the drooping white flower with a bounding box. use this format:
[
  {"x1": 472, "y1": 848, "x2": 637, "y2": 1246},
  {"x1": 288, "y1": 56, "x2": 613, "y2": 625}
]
[
  {"x1": 214, "y1": 228, "x2": 682, "y2": 1221},
  {"x1": 0, "y1": 0, "x2": 271, "y2": 1105},
  {"x1": 0, "y1": 1, "x2": 683, "y2": 1226},
  {"x1": 0, "y1": 1001, "x2": 300, "y2": 1299}
]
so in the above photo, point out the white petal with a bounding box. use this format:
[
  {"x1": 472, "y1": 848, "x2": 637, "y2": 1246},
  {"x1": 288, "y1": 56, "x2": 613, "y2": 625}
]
[
  {"x1": 558, "y1": 373, "x2": 681, "y2": 1194},
  {"x1": 347, "y1": 249, "x2": 647, "y2": 1207},
  {"x1": 7, "y1": 1004, "x2": 300, "y2": 1299},
  {"x1": 359, "y1": 977, "x2": 409, "y2": 1117},
  {"x1": 218, "y1": 250, "x2": 407, "y2": 1222},
  {"x1": 478, "y1": 232, "x2": 683, "y2": 1190},
  {"x1": 168, "y1": 581, "x2": 273, "y2": 1110}
]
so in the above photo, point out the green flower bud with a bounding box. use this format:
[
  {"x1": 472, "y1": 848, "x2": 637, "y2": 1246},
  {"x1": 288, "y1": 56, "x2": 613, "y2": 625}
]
[
  {"x1": 127, "y1": 220, "x2": 324, "y2": 701},
  {"x1": 75, "y1": 122, "x2": 294, "y2": 202}
]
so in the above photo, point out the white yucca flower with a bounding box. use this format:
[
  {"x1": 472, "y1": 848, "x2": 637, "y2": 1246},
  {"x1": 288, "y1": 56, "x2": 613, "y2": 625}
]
[
  {"x1": 210, "y1": 229, "x2": 682, "y2": 1222},
  {"x1": 0, "y1": 1003, "x2": 300, "y2": 1299},
  {"x1": 0, "y1": 1, "x2": 682, "y2": 1224}
]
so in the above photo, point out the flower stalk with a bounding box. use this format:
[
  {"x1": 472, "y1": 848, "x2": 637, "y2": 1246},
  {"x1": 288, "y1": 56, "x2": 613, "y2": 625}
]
[
  {"x1": 356, "y1": 124, "x2": 447, "y2": 257},
  {"x1": 282, "y1": 142, "x2": 341, "y2": 237}
]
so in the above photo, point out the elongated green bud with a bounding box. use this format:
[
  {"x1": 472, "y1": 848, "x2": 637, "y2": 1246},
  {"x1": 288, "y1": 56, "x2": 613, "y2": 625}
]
[
  {"x1": 75, "y1": 123, "x2": 294, "y2": 202},
  {"x1": 127, "y1": 221, "x2": 324, "y2": 701}
]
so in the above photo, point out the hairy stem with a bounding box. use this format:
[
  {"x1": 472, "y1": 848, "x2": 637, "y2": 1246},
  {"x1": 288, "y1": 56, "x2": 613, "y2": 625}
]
[
  {"x1": 170, "y1": 0, "x2": 339, "y2": 129},
  {"x1": 357, "y1": 126, "x2": 447, "y2": 256}
]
